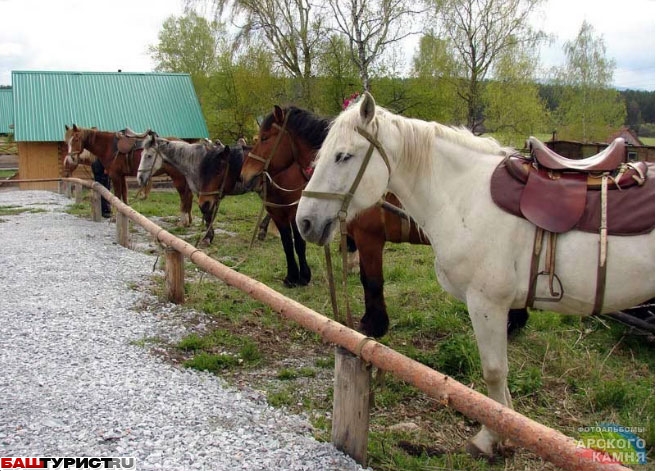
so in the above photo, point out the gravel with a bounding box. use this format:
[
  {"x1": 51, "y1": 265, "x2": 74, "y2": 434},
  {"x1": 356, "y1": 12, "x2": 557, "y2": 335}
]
[{"x1": 0, "y1": 190, "x2": 368, "y2": 471}]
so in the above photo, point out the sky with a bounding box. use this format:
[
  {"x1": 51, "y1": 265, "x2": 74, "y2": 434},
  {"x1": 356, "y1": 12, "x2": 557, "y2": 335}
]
[{"x1": 0, "y1": 0, "x2": 654, "y2": 90}]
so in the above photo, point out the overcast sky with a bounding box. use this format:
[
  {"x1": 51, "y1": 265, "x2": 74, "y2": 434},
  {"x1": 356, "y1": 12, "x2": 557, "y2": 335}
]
[{"x1": 0, "y1": 0, "x2": 654, "y2": 90}]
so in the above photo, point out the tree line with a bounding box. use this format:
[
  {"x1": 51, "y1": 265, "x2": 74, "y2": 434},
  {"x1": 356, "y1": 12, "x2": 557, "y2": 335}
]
[{"x1": 149, "y1": 0, "x2": 654, "y2": 146}]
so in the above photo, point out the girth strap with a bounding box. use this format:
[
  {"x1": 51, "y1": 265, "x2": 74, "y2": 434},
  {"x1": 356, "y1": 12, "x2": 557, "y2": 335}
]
[{"x1": 526, "y1": 175, "x2": 610, "y2": 314}]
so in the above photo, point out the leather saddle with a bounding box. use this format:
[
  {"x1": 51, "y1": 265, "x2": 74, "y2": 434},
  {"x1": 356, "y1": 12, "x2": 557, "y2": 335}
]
[
  {"x1": 113, "y1": 129, "x2": 150, "y2": 174},
  {"x1": 491, "y1": 137, "x2": 654, "y2": 235}
]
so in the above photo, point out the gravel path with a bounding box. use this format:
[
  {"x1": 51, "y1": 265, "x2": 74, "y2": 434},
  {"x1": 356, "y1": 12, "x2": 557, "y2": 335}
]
[{"x1": 0, "y1": 190, "x2": 367, "y2": 471}]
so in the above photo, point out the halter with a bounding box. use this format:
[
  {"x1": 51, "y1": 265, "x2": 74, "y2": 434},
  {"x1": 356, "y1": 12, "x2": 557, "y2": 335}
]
[
  {"x1": 246, "y1": 112, "x2": 311, "y2": 194},
  {"x1": 139, "y1": 144, "x2": 164, "y2": 182},
  {"x1": 300, "y1": 124, "x2": 392, "y2": 327},
  {"x1": 247, "y1": 111, "x2": 308, "y2": 246},
  {"x1": 301, "y1": 125, "x2": 392, "y2": 224},
  {"x1": 66, "y1": 129, "x2": 88, "y2": 163},
  {"x1": 246, "y1": 112, "x2": 292, "y2": 175}
]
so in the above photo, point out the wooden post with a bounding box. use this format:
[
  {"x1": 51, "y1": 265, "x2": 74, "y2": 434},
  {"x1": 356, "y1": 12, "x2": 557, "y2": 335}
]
[
  {"x1": 90, "y1": 190, "x2": 102, "y2": 222},
  {"x1": 331, "y1": 346, "x2": 371, "y2": 466},
  {"x1": 74, "y1": 184, "x2": 83, "y2": 204},
  {"x1": 165, "y1": 247, "x2": 185, "y2": 304},
  {"x1": 116, "y1": 212, "x2": 129, "y2": 248}
]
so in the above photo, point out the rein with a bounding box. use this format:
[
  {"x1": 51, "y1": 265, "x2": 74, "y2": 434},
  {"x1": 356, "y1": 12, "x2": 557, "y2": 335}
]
[{"x1": 301, "y1": 124, "x2": 392, "y2": 328}]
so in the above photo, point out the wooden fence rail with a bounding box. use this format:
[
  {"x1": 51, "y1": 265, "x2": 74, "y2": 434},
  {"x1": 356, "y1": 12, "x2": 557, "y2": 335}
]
[{"x1": 14, "y1": 178, "x2": 634, "y2": 471}]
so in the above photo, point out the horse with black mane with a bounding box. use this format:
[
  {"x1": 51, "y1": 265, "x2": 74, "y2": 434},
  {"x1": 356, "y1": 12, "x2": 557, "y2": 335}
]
[{"x1": 239, "y1": 105, "x2": 528, "y2": 337}]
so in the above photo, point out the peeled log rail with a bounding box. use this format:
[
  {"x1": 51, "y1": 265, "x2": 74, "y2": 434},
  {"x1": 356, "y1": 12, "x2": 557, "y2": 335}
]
[{"x1": 53, "y1": 177, "x2": 629, "y2": 471}]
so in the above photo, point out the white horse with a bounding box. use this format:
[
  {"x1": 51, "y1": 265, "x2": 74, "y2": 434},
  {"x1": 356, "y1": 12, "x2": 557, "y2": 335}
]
[{"x1": 296, "y1": 92, "x2": 654, "y2": 458}]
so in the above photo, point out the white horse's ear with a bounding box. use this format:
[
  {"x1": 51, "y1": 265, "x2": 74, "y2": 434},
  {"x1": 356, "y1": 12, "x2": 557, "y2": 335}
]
[{"x1": 360, "y1": 92, "x2": 375, "y2": 125}]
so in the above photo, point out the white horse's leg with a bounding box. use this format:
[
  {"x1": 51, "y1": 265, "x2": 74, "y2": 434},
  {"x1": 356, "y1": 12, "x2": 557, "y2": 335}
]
[{"x1": 465, "y1": 293, "x2": 512, "y2": 458}]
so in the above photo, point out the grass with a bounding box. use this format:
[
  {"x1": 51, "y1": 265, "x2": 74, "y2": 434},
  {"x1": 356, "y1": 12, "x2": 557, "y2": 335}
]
[
  {"x1": 81, "y1": 187, "x2": 654, "y2": 470},
  {"x1": 0, "y1": 204, "x2": 46, "y2": 217}
]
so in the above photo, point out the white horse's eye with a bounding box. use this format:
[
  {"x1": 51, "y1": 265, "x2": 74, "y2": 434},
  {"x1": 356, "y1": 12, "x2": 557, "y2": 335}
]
[{"x1": 335, "y1": 152, "x2": 352, "y2": 163}]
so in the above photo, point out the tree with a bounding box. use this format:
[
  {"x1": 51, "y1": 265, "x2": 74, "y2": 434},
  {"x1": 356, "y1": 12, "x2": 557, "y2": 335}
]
[
  {"x1": 327, "y1": 0, "x2": 425, "y2": 92},
  {"x1": 482, "y1": 41, "x2": 549, "y2": 144},
  {"x1": 555, "y1": 21, "x2": 625, "y2": 142},
  {"x1": 410, "y1": 33, "x2": 461, "y2": 122},
  {"x1": 315, "y1": 34, "x2": 361, "y2": 112},
  {"x1": 432, "y1": 0, "x2": 546, "y2": 131},
  {"x1": 202, "y1": 0, "x2": 327, "y2": 107},
  {"x1": 204, "y1": 45, "x2": 286, "y2": 141},
  {"x1": 148, "y1": 11, "x2": 223, "y2": 84}
]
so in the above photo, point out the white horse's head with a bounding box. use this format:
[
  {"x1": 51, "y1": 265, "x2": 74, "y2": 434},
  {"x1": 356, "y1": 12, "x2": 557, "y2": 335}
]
[
  {"x1": 137, "y1": 131, "x2": 164, "y2": 187},
  {"x1": 296, "y1": 92, "x2": 397, "y2": 245}
]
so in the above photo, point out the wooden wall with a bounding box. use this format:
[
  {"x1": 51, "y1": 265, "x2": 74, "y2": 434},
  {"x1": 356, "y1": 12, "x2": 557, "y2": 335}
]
[
  {"x1": 17, "y1": 142, "x2": 60, "y2": 191},
  {"x1": 547, "y1": 140, "x2": 655, "y2": 163}
]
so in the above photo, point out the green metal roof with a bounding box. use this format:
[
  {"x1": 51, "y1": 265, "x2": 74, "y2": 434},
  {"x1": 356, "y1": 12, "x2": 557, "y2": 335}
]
[
  {"x1": 12, "y1": 71, "x2": 209, "y2": 142},
  {"x1": 0, "y1": 88, "x2": 12, "y2": 134}
]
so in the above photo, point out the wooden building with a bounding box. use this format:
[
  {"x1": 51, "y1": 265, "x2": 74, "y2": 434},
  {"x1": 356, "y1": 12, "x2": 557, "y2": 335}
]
[
  {"x1": 546, "y1": 139, "x2": 654, "y2": 163},
  {"x1": 9, "y1": 71, "x2": 209, "y2": 190}
]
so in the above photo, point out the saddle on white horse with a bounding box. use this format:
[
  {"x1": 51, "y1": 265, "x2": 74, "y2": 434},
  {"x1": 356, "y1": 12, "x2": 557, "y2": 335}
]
[{"x1": 490, "y1": 137, "x2": 654, "y2": 313}]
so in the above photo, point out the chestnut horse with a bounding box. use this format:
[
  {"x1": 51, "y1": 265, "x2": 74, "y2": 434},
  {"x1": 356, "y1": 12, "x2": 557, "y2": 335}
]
[
  {"x1": 64, "y1": 125, "x2": 194, "y2": 226},
  {"x1": 240, "y1": 105, "x2": 528, "y2": 337}
]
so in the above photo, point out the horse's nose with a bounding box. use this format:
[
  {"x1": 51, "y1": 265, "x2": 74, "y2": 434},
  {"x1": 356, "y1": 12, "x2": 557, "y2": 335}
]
[
  {"x1": 241, "y1": 174, "x2": 255, "y2": 191},
  {"x1": 299, "y1": 217, "x2": 312, "y2": 237}
]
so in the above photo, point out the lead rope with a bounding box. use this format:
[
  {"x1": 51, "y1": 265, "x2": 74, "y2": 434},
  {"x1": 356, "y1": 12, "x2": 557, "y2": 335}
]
[{"x1": 304, "y1": 125, "x2": 391, "y2": 329}]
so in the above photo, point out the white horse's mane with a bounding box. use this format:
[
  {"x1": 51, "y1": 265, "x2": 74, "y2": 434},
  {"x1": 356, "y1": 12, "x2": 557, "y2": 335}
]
[{"x1": 335, "y1": 100, "x2": 515, "y2": 175}]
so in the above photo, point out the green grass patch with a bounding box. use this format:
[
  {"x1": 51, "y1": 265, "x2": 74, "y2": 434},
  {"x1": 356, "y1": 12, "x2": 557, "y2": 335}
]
[
  {"x1": 0, "y1": 205, "x2": 46, "y2": 216},
  {"x1": 183, "y1": 352, "x2": 239, "y2": 373}
]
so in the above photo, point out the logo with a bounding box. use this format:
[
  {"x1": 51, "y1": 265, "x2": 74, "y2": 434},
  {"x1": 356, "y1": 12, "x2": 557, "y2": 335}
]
[
  {"x1": 577, "y1": 423, "x2": 646, "y2": 465},
  {"x1": 0, "y1": 457, "x2": 136, "y2": 470}
]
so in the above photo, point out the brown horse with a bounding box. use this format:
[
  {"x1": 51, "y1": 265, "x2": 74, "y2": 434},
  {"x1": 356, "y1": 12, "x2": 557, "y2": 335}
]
[
  {"x1": 64, "y1": 125, "x2": 194, "y2": 226},
  {"x1": 240, "y1": 105, "x2": 528, "y2": 338}
]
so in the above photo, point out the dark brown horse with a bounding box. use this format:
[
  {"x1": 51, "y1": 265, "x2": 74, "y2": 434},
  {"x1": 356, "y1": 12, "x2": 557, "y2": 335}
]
[
  {"x1": 64, "y1": 125, "x2": 194, "y2": 226},
  {"x1": 197, "y1": 141, "x2": 271, "y2": 244},
  {"x1": 240, "y1": 105, "x2": 528, "y2": 338}
]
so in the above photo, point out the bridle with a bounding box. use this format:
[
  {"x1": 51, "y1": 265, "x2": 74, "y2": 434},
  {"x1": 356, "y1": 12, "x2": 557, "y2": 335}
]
[
  {"x1": 246, "y1": 111, "x2": 309, "y2": 247},
  {"x1": 246, "y1": 112, "x2": 310, "y2": 199},
  {"x1": 139, "y1": 144, "x2": 164, "y2": 182},
  {"x1": 66, "y1": 130, "x2": 87, "y2": 165},
  {"x1": 300, "y1": 123, "x2": 392, "y2": 327},
  {"x1": 301, "y1": 124, "x2": 392, "y2": 231}
]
